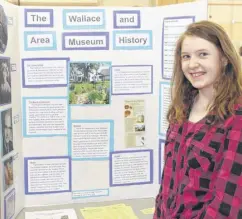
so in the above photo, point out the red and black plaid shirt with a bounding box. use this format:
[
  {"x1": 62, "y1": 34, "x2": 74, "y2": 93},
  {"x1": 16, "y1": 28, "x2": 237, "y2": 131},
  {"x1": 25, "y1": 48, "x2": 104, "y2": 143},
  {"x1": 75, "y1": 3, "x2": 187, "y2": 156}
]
[{"x1": 154, "y1": 102, "x2": 242, "y2": 219}]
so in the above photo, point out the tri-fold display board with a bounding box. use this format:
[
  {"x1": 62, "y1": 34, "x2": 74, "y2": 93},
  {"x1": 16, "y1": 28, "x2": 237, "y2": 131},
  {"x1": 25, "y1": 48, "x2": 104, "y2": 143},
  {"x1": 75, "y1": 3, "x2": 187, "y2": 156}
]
[{"x1": 0, "y1": 0, "x2": 207, "y2": 218}]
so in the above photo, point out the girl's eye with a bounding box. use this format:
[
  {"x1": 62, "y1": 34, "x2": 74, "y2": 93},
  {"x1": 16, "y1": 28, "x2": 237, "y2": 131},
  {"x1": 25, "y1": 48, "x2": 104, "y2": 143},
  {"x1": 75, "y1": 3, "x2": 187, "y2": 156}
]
[
  {"x1": 200, "y1": 52, "x2": 208, "y2": 57},
  {"x1": 181, "y1": 55, "x2": 189, "y2": 60}
]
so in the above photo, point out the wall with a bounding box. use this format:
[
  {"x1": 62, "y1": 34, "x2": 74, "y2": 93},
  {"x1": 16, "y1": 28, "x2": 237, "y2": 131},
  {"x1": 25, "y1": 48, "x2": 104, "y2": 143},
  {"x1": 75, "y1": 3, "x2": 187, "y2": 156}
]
[
  {"x1": 6, "y1": 0, "x2": 194, "y2": 6},
  {"x1": 208, "y1": 1, "x2": 242, "y2": 53},
  {"x1": 6, "y1": 0, "x2": 154, "y2": 6},
  {"x1": 100, "y1": 0, "x2": 152, "y2": 6},
  {"x1": 157, "y1": 0, "x2": 193, "y2": 5}
]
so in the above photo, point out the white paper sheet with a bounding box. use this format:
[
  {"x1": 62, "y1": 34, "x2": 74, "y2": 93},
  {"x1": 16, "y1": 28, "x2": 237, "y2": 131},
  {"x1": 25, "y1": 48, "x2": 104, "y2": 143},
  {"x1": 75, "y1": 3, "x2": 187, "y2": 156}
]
[{"x1": 25, "y1": 209, "x2": 78, "y2": 219}]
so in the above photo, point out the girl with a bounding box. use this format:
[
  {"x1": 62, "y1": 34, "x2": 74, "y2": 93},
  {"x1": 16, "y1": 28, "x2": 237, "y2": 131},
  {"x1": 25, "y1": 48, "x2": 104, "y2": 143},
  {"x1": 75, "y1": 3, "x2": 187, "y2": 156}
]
[{"x1": 154, "y1": 20, "x2": 242, "y2": 218}]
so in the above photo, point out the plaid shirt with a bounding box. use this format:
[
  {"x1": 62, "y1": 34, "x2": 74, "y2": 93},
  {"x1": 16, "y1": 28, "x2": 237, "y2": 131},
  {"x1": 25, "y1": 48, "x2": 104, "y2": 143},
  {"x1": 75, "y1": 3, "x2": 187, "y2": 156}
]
[{"x1": 154, "y1": 102, "x2": 242, "y2": 219}]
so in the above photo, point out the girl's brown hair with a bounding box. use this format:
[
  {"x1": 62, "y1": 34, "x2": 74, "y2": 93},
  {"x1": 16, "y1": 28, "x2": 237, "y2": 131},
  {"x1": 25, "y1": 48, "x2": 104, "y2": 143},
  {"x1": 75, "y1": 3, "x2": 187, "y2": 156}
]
[
  {"x1": 167, "y1": 20, "x2": 242, "y2": 125},
  {"x1": 239, "y1": 46, "x2": 242, "y2": 56}
]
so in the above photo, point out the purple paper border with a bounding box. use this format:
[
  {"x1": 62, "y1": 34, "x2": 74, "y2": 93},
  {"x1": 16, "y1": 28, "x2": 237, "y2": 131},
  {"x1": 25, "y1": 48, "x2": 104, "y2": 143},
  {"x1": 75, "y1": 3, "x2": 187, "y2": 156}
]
[
  {"x1": 24, "y1": 156, "x2": 72, "y2": 195},
  {"x1": 62, "y1": 32, "x2": 109, "y2": 50},
  {"x1": 24, "y1": 9, "x2": 54, "y2": 28},
  {"x1": 161, "y1": 16, "x2": 195, "y2": 80},
  {"x1": 4, "y1": 188, "x2": 15, "y2": 219},
  {"x1": 111, "y1": 65, "x2": 153, "y2": 95},
  {"x1": 22, "y1": 58, "x2": 69, "y2": 88},
  {"x1": 0, "y1": 56, "x2": 11, "y2": 107},
  {"x1": 113, "y1": 10, "x2": 141, "y2": 29},
  {"x1": 159, "y1": 139, "x2": 166, "y2": 184},
  {"x1": 110, "y1": 149, "x2": 153, "y2": 187}
]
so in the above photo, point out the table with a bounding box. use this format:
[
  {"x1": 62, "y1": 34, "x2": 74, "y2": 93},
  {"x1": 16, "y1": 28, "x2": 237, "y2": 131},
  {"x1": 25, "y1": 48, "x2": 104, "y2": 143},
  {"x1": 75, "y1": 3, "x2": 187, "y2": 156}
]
[{"x1": 16, "y1": 198, "x2": 155, "y2": 219}]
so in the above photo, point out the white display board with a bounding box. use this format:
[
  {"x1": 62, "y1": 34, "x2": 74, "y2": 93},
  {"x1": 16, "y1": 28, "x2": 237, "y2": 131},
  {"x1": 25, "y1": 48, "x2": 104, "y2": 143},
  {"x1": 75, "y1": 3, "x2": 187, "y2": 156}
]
[
  {"x1": 0, "y1": 0, "x2": 207, "y2": 218},
  {"x1": 0, "y1": 1, "x2": 24, "y2": 219}
]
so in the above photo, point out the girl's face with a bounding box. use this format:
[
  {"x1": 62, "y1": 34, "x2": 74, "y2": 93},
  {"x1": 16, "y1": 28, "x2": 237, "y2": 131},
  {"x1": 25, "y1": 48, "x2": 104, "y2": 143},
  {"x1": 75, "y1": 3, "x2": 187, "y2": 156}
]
[{"x1": 181, "y1": 36, "x2": 225, "y2": 93}]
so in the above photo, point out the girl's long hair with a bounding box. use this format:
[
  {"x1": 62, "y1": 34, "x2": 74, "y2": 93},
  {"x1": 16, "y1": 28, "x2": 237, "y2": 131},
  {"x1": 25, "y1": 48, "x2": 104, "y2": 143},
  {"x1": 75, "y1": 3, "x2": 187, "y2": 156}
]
[{"x1": 167, "y1": 20, "x2": 242, "y2": 125}]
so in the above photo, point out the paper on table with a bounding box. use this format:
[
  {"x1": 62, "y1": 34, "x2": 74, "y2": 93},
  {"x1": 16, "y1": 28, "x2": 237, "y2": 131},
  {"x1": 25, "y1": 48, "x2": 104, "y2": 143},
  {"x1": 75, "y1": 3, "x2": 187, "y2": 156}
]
[
  {"x1": 80, "y1": 203, "x2": 138, "y2": 219},
  {"x1": 141, "y1": 207, "x2": 155, "y2": 214},
  {"x1": 25, "y1": 209, "x2": 78, "y2": 219},
  {"x1": 80, "y1": 207, "x2": 112, "y2": 219},
  {"x1": 106, "y1": 205, "x2": 138, "y2": 219},
  {"x1": 114, "y1": 206, "x2": 138, "y2": 219}
]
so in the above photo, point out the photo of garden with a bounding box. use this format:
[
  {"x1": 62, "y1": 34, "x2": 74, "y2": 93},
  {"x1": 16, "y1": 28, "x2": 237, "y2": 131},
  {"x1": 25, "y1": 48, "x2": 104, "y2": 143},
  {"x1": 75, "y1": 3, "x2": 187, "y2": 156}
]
[{"x1": 69, "y1": 62, "x2": 111, "y2": 105}]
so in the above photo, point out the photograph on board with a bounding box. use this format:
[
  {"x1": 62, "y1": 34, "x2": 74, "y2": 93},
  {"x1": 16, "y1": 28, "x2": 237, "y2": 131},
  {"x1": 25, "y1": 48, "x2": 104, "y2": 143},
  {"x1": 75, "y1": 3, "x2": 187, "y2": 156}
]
[
  {"x1": 0, "y1": 58, "x2": 11, "y2": 105},
  {"x1": 69, "y1": 62, "x2": 111, "y2": 105},
  {"x1": 0, "y1": 5, "x2": 8, "y2": 53},
  {"x1": 1, "y1": 108, "x2": 13, "y2": 157},
  {"x1": 124, "y1": 100, "x2": 146, "y2": 148},
  {"x1": 3, "y1": 156, "x2": 13, "y2": 191},
  {"x1": 4, "y1": 189, "x2": 15, "y2": 219}
]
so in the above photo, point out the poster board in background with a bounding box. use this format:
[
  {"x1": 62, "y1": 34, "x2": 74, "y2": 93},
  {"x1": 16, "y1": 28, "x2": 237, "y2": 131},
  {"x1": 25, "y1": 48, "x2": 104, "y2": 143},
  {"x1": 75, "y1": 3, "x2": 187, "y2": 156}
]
[
  {"x1": 0, "y1": 1, "x2": 24, "y2": 219},
  {"x1": 0, "y1": 0, "x2": 208, "y2": 218},
  {"x1": 19, "y1": 1, "x2": 207, "y2": 208}
]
